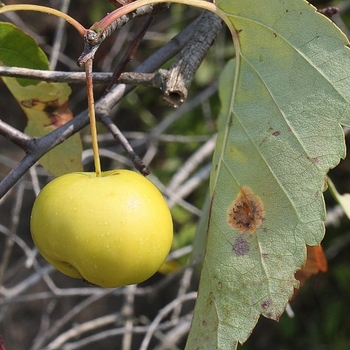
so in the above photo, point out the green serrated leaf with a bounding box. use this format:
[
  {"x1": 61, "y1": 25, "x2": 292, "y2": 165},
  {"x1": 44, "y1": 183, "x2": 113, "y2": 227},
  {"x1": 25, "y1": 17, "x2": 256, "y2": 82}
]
[
  {"x1": 186, "y1": 0, "x2": 350, "y2": 348},
  {"x1": 0, "y1": 22, "x2": 83, "y2": 175}
]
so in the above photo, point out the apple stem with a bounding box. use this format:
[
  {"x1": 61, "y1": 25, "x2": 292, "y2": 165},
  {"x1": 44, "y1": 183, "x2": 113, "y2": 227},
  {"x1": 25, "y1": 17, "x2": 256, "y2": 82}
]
[{"x1": 85, "y1": 59, "x2": 102, "y2": 176}]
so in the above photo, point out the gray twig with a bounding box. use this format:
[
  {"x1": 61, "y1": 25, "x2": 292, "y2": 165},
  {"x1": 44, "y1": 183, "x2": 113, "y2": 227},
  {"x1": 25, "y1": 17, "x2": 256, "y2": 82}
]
[
  {"x1": 98, "y1": 114, "x2": 150, "y2": 175},
  {"x1": 0, "y1": 120, "x2": 34, "y2": 153},
  {"x1": 139, "y1": 292, "x2": 197, "y2": 350},
  {"x1": 78, "y1": 4, "x2": 157, "y2": 65},
  {"x1": 49, "y1": 0, "x2": 71, "y2": 70},
  {"x1": 161, "y1": 11, "x2": 223, "y2": 107}
]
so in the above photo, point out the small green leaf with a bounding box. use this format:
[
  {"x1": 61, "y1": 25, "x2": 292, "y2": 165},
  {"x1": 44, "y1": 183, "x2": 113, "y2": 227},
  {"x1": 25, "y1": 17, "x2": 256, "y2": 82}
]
[
  {"x1": 0, "y1": 22, "x2": 48, "y2": 86},
  {"x1": 0, "y1": 22, "x2": 83, "y2": 175}
]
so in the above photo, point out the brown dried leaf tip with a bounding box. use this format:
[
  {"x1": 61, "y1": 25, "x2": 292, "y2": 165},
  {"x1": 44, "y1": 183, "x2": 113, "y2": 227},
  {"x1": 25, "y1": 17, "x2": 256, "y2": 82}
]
[{"x1": 227, "y1": 186, "x2": 265, "y2": 234}]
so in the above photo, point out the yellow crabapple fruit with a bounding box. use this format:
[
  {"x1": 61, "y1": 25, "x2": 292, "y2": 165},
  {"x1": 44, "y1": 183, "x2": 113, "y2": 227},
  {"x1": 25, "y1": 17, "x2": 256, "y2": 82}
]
[{"x1": 30, "y1": 170, "x2": 173, "y2": 288}]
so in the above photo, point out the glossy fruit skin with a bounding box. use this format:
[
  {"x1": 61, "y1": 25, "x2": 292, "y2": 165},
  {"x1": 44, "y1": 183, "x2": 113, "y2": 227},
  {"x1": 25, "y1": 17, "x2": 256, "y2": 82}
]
[{"x1": 30, "y1": 170, "x2": 173, "y2": 288}]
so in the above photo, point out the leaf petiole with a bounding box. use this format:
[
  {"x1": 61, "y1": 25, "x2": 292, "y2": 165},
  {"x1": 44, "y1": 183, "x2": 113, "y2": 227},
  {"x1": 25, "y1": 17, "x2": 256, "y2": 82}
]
[
  {"x1": 0, "y1": 4, "x2": 86, "y2": 36},
  {"x1": 90, "y1": 0, "x2": 233, "y2": 41}
]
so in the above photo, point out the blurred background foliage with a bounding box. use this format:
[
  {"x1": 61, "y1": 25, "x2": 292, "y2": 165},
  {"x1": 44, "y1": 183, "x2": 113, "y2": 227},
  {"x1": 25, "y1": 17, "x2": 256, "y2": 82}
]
[{"x1": 0, "y1": 0, "x2": 350, "y2": 349}]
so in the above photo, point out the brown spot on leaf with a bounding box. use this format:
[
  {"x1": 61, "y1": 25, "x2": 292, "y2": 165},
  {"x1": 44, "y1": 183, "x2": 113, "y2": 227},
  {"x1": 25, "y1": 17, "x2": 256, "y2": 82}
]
[
  {"x1": 266, "y1": 311, "x2": 280, "y2": 321},
  {"x1": 21, "y1": 98, "x2": 41, "y2": 108},
  {"x1": 227, "y1": 187, "x2": 265, "y2": 233},
  {"x1": 20, "y1": 98, "x2": 73, "y2": 127},
  {"x1": 261, "y1": 298, "x2": 272, "y2": 310},
  {"x1": 207, "y1": 292, "x2": 214, "y2": 306},
  {"x1": 44, "y1": 100, "x2": 73, "y2": 127},
  {"x1": 272, "y1": 131, "x2": 280, "y2": 137},
  {"x1": 232, "y1": 236, "x2": 250, "y2": 256}
]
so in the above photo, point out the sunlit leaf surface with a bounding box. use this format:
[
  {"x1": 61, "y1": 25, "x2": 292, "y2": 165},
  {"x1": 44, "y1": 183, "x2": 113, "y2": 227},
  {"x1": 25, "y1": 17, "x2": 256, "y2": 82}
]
[{"x1": 186, "y1": 0, "x2": 350, "y2": 348}]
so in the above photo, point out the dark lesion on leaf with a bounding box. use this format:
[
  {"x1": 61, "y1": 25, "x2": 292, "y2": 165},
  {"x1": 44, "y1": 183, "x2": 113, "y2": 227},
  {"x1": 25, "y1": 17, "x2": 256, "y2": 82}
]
[
  {"x1": 20, "y1": 98, "x2": 73, "y2": 127},
  {"x1": 21, "y1": 98, "x2": 40, "y2": 108},
  {"x1": 227, "y1": 186, "x2": 265, "y2": 234},
  {"x1": 261, "y1": 297, "x2": 272, "y2": 311},
  {"x1": 232, "y1": 236, "x2": 250, "y2": 256},
  {"x1": 207, "y1": 292, "x2": 214, "y2": 307},
  {"x1": 308, "y1": 156, "x2": 320, "y2": 164},
  {"x1": 44, "y1": 100, "x2": 73, "y2": 127}
]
